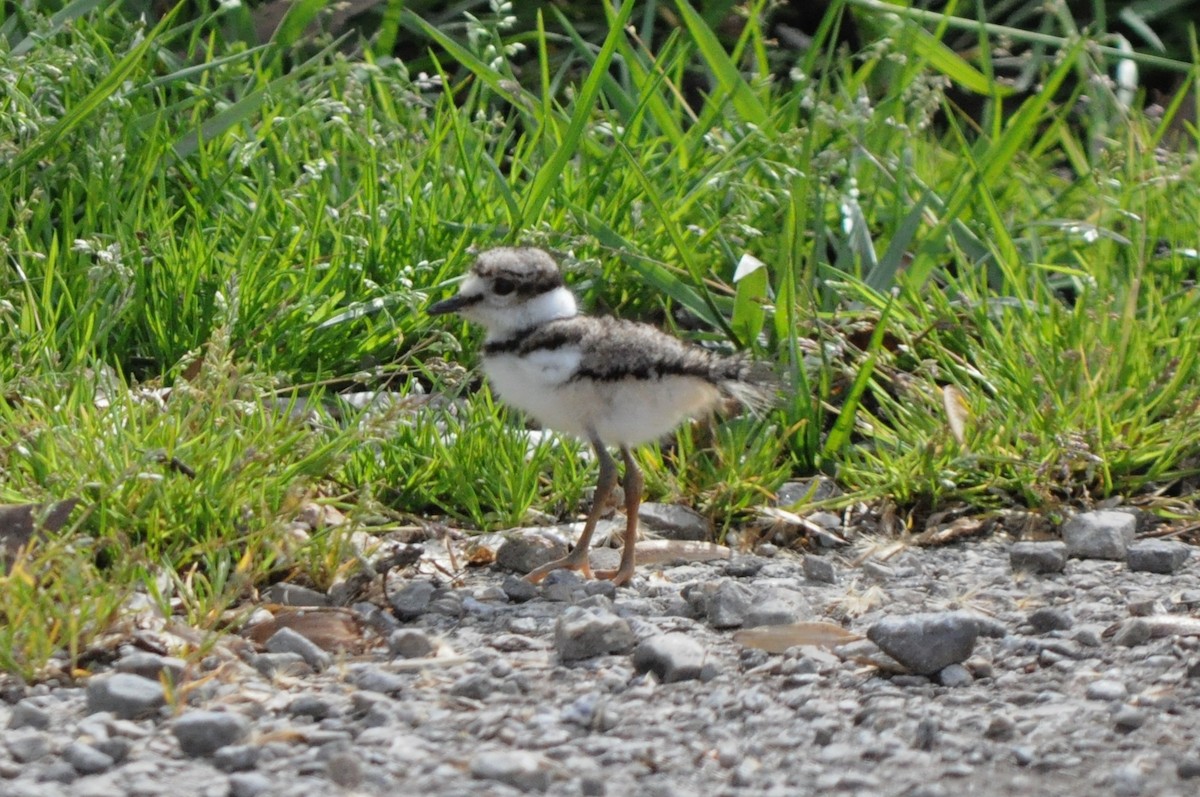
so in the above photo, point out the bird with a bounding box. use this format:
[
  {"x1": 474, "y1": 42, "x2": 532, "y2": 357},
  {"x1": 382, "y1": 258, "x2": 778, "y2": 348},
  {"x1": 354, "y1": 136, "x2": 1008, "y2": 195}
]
[{"x1": 428, "y1": 247, "x2": 776, "y2": 586}]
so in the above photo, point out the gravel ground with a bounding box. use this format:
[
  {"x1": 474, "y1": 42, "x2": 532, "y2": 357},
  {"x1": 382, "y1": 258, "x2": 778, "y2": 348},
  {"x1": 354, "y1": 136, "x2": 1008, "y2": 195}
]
[{"x1": 3, "y1": 510, "x2": 1200, "y2": 797}]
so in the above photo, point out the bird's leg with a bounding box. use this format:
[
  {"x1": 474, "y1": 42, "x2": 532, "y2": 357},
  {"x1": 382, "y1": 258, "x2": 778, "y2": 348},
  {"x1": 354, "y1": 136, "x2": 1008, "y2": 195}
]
[
  {"x1": 595, "y1": 445, "x2": 642, "y2": 586},
  {"x1": 524, "y1": 435, "x2": 616, "y2": 584}
]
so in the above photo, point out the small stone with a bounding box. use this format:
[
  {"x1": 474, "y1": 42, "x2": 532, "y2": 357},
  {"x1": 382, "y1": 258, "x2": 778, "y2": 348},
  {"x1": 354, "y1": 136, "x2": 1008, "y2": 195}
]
[
  {"x1": 1112, "y1": 705, "x2": 1146, "y2": 731},
  {"x1": 229, "y1": 772, "x2": 273, "y2": 797},
  {"x1": 1027, "y1": 607, "x2": 1074, "y2": 633},
  {"x1": 1085, "y1": 679, "x2": 1128, "y2": 702},
  {"x1": 288, "y1": 695, "x2": 337, "y2": 720},
  {"x1": 6, "y1": 730, "x2": 50, "y2": 762},
  {"x1": 1126, "y1": 593, "x2": 1165, "y2": 616},
  {"x1": 638, "y1": 503, "x2": 712, "y2": 541},
  {"x1": 984, "y1": 715, "x2": 1016, "y2": 741},
  {"x1": 1061, "y1": 511, "x2": 1136, "y2": 560},
  {"x1": 724, "y1": 557, "x2": 765, "y2": 578},
  {"x1": 1111, "y1": 764, "x2": 1146, "y2": 797},
  {"x1": 866, "y1": 611, "x2": 991, "y2": 675},
  {"x1": 265, "y1": 626, "x2": 332, "y2": 671},
  {"x1": 1009, "y1": 541, "x2": 1067, "y2": 573},
  {"x1": 495, "y1": 532, "x2": 569, "y2": 575},
  {"x1": 755, "y1": 543, "x2": 778, "y2": 557},
  {"x1": 1111, "y1": 618, "x2": 1151, "y2": 648},
  {"x1": 554, "y1": 606, "x2": 635, "y2": 662},
  {"x1": 86, "y1": 673, "x2": 165, "y2": 720},
  {"x1": 775, "y1": 477, "x2": 841, "y2": 505},
  {"x1": 172, "y1": 710, "x2": 251, "y2": 757},
  {"x1": 912, "y1": 717, "x2": 939, "y2": 750},
  {"x1": 388, "y1": 580, "x2": 436, "y2": 621},
  {"x1": 697, "y1": 579, "x2": 753, "y2": 629},
  {"x1": 501, "y1": 574, "x2": 539, "y2": 603},
  {"x1": 262, "y1": 582, "x2": 329, "y2": 607},
  {"x1": 1126, "y1": 540, "x2": 1190, "y2": 574},
  {"x1": 388, "y1": 629, "x2": 435, "y2": 659},
  {"x1": 9, "y1": 699, "x2": 51, "y2": 730},
  {"x1": 580, "y1": 775, "x2": 606, "y2": 796},
  {"x1": 803, "y1": 555, "x2": 837, "y2": 584},
  {"x1": 38, "y1": 759, "x2": 77, "y2": 784},
  {"x1": 63, "y1": 741, "x2": 114, "y2": 775},
  {"x1": 470, "y1": 749, "x2": 551, "y2": 792},
  {"x1": 326, "y1": 751, "x2": 363, "y2": 788},
  {"x1": 1177, "y1": 758, "x2": 1200, "y2": 779},
  {"x1": 213, "y1": 744, "x2": 260, "y2": 772},
  {"x1": 349, "y1": 665, "x2": 407, "y2": 694},
  {"x1": 937, "y1": 663, "x2": 973, "y2": 687},
  {"x1": 1072, "y1": 625, "x2": 1104, "y2": 647},
  {"x1": 632, "y1": 634, "x2": 707, "y2": 683},
  {"x1": 744, "y1": 597, "x2": 802, "y2": 628},
  {"x1": 251, "y1": 652, "x2": 310, "y2": 678},
  {"x1": 115, "y1": 652, "x2": 186, "y2": 683}
]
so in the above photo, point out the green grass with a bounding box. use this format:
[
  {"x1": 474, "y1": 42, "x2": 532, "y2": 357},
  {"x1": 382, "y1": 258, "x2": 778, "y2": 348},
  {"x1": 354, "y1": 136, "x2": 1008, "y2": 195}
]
[{"x1": 1, "y1": 0, "x2": 1198, "y2": 677}]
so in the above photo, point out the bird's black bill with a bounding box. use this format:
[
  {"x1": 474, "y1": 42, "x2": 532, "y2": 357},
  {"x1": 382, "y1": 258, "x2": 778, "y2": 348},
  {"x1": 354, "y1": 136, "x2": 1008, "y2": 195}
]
[{"x1": 428, "y1": 293, "x2": 478, "y2": 316}]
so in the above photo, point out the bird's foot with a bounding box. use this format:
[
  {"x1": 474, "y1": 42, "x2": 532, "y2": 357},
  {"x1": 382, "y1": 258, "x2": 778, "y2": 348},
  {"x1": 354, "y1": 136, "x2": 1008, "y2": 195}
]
[
  {"x1": 524, "y1": 550, "x2": 594, "y2": 584},
  {"x1": 592, "y1": 562, "x2": 635, "y2": 587}
]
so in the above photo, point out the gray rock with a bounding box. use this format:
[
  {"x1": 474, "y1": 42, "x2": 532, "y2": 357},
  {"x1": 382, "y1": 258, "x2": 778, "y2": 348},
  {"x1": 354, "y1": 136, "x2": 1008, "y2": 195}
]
[
  {"x1": 388, "y1": 580, "x2": 436, "y2": 620},
  {"x1": 632, "y1": 633, "x2": 707, "y2": 683},
  {"x1": 38, "y1": 759, "x2": 77, "y2": 784},
  {"x1": 1178, "y1": 758, "x2": 1200, "y2": 779},
  {"x1": 495, "y1": 532, "x2": 569, "y2": 575},
  {"x1": 554, "y1": 605, "x2": 636, "y2": 662},
  {"x1": 638, "y1": 502, "x2": 712, "y2": 541},
  {"x1": 213, "y1": 744, "x2": 260, "y2": 772},
  {"x1": 693, "y1": 579, "x2": 753, "y2": 629},
  {"x1": 866, "y1": 612, "x2": 990, "y2": 675},
  {"x1": 803, "y1": 555, "x2": 837, "y2": 584},
  {"x1": 288, "y1": 694, "x2": 337, "y2": 720},
  {"x1": 775, "y1": 477, "x2": 841, "y2": 505},
  {"x1": 86, "y1": 673, "x2": 165, "y2": 719},
  {"x1": 9, "y1": 699, "x2": 51, "y2": 730},
  {"x1": 326, "y1": 751, "x2": 363, "y2": 788},
  {"x1": 1112, "y1": 706, "x2": 1147, "y2": 731},
  {"x1": 1062, "y1": 511, "x2": 1136, "y2": 560},
  {"x1": 470, "y1": 749, "x2": 551, "y2": 792},
  {"x1": 937, "y1": 663, "x2": 973, "y2": 687},
  {"x1": 984, "y1": 715, "x2": 1016, "y2": 740},
  {"x1": 1126, "y1": 540, "x2": 1190, "y2": 574},
  {"x1": 348, "y1": 665, "x2": 407, "y2": 694},
  {"x1": 1027, "y1": 607, "x2": 1074, "y2": 632},
  {"x1": 388, "y1": 629, "x2": 435, "y2": 659},
  {"x1": 6, "y1": 729, "x2": 50, "y2": 762},
  {"x1": 264, "y1": 626, "x2": 332, "y2": 671},
  {"x1": 1111, "y1": 618, "x2": 1151, "y2": 647},
  {"x1": 1085, "y1": 679, "x2": 1128, "y2": 701},
  {"x1": 1009, "y1": 541, "x2": 1067, "y2": 573},
  {"x1": 115, "y1": 652, "x2": 186, "y2": 683},
  {"x1": 250, "y1": 652, "x2": 311, "y2": 678},
  {"x1": 229, "y1": 772, "x2": 273, "y2": 797},
  {"x1": 262, "y1": 582, "x2": 330, "y2": 607},
  {"x1": 501, "y1": 574, "x2": 540, "y2": 603},
  {"x1": 743, "y1": 593, "x2": 805, "y2": 628},
  {"x1": 63, "y1": 741, "x2": 114, "y2": 775},
  {"x1": 172, "y1": 710, "x2": 251, "y2": 757}
]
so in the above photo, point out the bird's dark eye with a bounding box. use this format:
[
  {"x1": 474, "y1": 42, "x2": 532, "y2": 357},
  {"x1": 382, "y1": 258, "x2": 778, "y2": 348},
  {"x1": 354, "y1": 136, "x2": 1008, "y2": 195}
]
[{"x1": 493, "y1": 278, "x2": 516, "y2": 296}]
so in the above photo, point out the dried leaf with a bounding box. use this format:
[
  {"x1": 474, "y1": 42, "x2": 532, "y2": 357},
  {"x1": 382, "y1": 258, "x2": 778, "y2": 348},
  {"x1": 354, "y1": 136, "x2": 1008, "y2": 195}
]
[
  {"x1": 733, "y1": 622, "x2": 863, "y2": 653},
  {"x1": 942, "y1": 385, "x2": 970, "y2": 447},
  {"x1": 914, "y1": 516, "x2": 989, "y2": 546},
  {"x1": 635, "y1": 540, "x2": 731, "y2": 565},
  {"x1": 242, "y1": 608, "x2": 366, "y2": 653}
]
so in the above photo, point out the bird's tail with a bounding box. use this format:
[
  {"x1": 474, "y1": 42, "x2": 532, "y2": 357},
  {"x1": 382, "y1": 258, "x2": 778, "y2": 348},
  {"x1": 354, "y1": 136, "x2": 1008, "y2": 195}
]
[{"x1": 711, "y1": 353, "x2": 779, "y2": 415}]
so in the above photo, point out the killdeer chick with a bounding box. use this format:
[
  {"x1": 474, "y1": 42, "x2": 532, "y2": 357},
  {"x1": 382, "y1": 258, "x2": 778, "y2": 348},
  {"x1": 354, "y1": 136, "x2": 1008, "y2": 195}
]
[{"x1": 429, "y1": 247, "x2": 775, "y2": 586}]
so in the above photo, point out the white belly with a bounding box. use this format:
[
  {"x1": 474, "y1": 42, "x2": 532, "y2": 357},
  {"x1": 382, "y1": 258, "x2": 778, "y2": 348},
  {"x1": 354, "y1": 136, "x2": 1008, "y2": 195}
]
[{"x1": 483, "y1": 352, "x2": 721, "y2": 446}]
